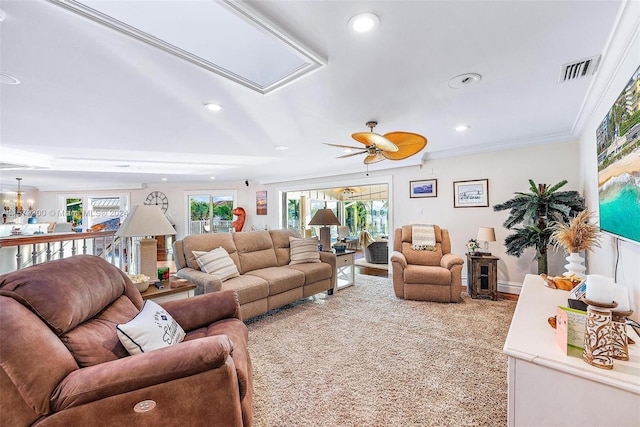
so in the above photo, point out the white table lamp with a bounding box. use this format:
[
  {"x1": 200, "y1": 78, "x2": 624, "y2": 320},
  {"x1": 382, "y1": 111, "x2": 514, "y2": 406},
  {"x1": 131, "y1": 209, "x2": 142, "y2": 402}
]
[
  {"x1": 116, "y1": 205, "x2": 176, "y2": 278},
  {"x1": 477, "y1": 226, "x2": 496, "y2": 254}
]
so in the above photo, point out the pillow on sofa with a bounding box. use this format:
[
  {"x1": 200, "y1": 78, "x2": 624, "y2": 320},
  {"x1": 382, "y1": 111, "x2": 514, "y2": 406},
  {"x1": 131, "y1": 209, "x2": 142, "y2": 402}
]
[
  {"x1": 289, "y1": 237, "x2": 321, "y2": 265},
  {"x1": 193, "y1": 247, "x2": 240, "y2": 281},
  {"x1": 116, "y1": 299, "x2": 185, "y2": 355}
]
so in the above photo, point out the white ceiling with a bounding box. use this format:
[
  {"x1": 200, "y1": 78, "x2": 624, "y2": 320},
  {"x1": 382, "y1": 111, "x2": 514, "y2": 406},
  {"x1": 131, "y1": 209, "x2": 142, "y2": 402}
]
[{"x1": 0, "y1": 0, "x2": 626, "y2": 192}]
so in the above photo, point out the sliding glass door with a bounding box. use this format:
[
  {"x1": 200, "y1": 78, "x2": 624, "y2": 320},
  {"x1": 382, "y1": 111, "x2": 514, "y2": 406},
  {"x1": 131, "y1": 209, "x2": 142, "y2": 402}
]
[{"x1": 187, "y1": 191, "x2": 236, "y2": 235}]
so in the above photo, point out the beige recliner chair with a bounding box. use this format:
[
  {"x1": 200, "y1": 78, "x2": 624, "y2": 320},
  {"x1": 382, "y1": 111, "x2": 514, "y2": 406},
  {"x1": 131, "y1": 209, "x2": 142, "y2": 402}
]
[{"x1": 391, "y1": 225, "x2": 464, "y2": 302}]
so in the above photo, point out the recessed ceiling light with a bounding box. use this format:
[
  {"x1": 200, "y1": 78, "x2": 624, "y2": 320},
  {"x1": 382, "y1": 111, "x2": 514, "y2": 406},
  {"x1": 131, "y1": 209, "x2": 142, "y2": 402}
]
[
  {"x1": 274, "y1": 145, "x2": 288, "y2": 151},
  {"x1": 448, "y1": 73, "x2": 482, "y2": 89},
  {"x1": 203, "y1": 103, "x2": 223, "y2": 111},
  {"x1": 348, "y1": 13, "x2": 379, "y2": 33},
  {"x1": 0, "y1": 73, "x2": 20, "y2": 85},
  {"x1": 210, "y1": 176, "x2": 216, "y2": 180},
  {"x1": 161, "y1": 177, "x2": 168, "y2": 181},
  {"x1": 344, "y1": 149, "x2": 353, "y2": 153},
  {"x1": 455, "y1": 125, "x2": 470, "y2": 132}
]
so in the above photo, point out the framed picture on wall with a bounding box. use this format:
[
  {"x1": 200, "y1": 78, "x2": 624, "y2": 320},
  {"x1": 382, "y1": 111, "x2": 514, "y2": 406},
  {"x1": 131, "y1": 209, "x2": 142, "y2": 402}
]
[
  {"x1": 256, "y1": 191, "x2": 267, "y2": 215},
  {"x1": 410, "y1": 179, "x2": 437, "y2": 198},
  {"x1": 453, "y1": 179, "x2": 489, "y2": 208}
]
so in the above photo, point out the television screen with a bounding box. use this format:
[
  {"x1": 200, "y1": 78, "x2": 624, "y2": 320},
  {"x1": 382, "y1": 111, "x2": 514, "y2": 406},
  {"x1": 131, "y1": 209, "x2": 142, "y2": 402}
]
[{"x1": 596, "y1": 65, "x2": 640, "y2": 244}]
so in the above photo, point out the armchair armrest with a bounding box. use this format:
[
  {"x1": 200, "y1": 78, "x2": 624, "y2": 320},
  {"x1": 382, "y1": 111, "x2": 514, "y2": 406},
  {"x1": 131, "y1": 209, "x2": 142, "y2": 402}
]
[
  {"x1": 441, "y1": 253, "x2": 464, "y2": 270},
  {"x1": 51, "y1": 335, "x2": 233, "y2": 412},
  {"x1": 176, "y1": 267, "x2": 222, "y2": 294},
  {"x1": 319, "y1": 251, "x2": 337, "y2": 288},
  {"x1": 162, "y1": 290, "x2": 242, "y2": 329},
  {"x1": 390, "y1": 251, "x2": 407, "y2": 268}
]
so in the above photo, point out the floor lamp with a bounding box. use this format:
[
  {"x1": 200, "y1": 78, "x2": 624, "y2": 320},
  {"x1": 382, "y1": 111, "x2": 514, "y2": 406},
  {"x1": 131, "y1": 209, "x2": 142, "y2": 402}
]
[
  {"x1": 309, "y1": 208, "x2": 340, "y2": 252},
  {"x1": 116, "y1": 205, "x2": 176, "y2": 278}
]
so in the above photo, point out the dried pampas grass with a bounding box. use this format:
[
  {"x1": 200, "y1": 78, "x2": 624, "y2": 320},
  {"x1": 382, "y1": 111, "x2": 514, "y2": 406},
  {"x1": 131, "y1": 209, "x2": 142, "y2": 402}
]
[{"x1": 552, "y1": 209, "x2": 601, "y2": 253}]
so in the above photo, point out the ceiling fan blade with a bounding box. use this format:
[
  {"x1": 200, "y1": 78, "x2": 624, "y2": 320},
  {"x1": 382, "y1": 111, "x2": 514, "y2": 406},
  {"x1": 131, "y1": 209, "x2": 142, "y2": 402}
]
[
  {"x1": 364, "y1": 152, "x2": 386, "y2": 164},
  {"x1": 381, "y1": 132, "x2": 427, "y2": 160},
  {"x1": 351, "y1": 132, "x2": 399, "y2": 152},
  {"x1": 323, "y1": 143, "x2": 365, "y2": 150},
  {"x1": 337, "y1": 150, "x2": 367, "y2": 159}
]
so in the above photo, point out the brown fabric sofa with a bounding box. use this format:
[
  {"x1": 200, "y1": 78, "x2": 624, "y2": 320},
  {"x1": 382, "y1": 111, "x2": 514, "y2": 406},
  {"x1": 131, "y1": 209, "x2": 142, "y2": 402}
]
[
  {"x1": 391, "y1": 225, "x2": 464, "y2": 302},
  {"x1": 0, "y1": 255, "x2": 252, "y2": 426},
  {"x1": 173, "y1": 229, "x2": 336, "y2": 320}
]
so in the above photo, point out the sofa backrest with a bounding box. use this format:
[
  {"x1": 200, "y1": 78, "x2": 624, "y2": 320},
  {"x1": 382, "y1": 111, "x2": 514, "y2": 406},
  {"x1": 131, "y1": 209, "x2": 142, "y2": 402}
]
[
  {"x1": 233, "y1": 231, "x2": 278, "y2": 274},
  {"x1": 269, "y1": 229, "x2": 301, "y2": 266},
  {"x1": 175, "y1": 229, "x2": 304, "y2": 274},
  {"x1": 180, "y1": 233, "x2": 239, "y2": 271},
  {"x1": 394, "y1": 225, "x2": 451, "y2": 266}
]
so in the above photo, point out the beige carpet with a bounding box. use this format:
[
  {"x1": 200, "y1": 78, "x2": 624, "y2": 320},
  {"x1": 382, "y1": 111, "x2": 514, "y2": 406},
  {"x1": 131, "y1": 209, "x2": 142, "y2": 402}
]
[
  {"x1": 354, "y1": 258, "x2": 389, "y2": 270},
  {"x1": 247, "y1": 274, "x2": 516, "y2": 426}
]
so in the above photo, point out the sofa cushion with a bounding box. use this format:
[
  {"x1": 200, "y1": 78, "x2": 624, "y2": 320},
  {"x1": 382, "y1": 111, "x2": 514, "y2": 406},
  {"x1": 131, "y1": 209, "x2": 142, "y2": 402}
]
[
  {"x1": 233, "y1": 231, "x2": 278, "y2": 274},
  {"x1": 284, "y1": 262, "x2": 333, "y2": 285},
  {"x1": 289, "y1": 237, "x2": 321, "y2": 265},
  {"x1": 182, "y1": 233, "x2": 239, "y2": 271},
  {"x1": 116, "y1": 300, "x2": 186, "y2": 355},
  {"x1": 61, "y1": 295, "x2": 138, "y2": 367},
  {"x1": 221, "y1": 275, "x2": 269, "y2": 305},
  {"x1": 403, "y1": 265, "x2": 451, "y2": 285},
  {"x1": 246, "y1": 267, "x2": 305, "y2": 296},
  {"x1": 193, "y1": 247, "x2": 240, "y2": 282}
]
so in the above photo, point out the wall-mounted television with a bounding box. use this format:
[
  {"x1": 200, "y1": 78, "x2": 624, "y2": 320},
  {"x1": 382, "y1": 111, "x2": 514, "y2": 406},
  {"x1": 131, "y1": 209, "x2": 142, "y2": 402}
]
[{"x1": 595, "y1": 64, "x2": 640, "y2": 244}]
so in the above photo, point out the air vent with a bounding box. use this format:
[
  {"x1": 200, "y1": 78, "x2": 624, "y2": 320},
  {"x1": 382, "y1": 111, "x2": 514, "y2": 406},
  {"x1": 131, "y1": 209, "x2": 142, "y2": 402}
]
[{"x1": 559, "y1": 55, "x2": 601, "y2": 83}]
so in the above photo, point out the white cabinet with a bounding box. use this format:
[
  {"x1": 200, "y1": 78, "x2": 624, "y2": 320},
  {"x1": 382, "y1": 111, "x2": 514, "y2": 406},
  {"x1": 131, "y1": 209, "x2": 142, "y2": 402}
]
[{"x1": 504, "y1": 275, "x2": 639, "y2": 426}]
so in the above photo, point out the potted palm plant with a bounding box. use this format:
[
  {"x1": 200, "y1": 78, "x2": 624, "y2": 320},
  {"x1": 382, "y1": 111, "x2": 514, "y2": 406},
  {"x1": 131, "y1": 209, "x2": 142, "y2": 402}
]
[{"x1": 493, "y1": 179, "x2": 585, "y2": 275}]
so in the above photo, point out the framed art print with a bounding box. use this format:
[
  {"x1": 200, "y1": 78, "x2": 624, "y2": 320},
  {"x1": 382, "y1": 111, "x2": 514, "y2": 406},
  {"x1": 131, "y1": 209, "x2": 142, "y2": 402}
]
[
  {"x1": 410, "y1": 179, "x2": 437, "y2": 198},
  {"x1": 256, "y1": 191, "x2": 267, "y2": 215},
  {"x1": 453, "y1": 179, "x2": 489, "y2": 208}
]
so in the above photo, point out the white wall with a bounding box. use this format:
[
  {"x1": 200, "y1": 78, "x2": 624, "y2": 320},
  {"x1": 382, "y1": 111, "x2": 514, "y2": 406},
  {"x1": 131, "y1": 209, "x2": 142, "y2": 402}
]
[
  {"x1": 578, "y1": 2, "x2": 640, "y2": 322},
  {"x1": 263, "y1": 140, "x2": 580, "y2": 294}
]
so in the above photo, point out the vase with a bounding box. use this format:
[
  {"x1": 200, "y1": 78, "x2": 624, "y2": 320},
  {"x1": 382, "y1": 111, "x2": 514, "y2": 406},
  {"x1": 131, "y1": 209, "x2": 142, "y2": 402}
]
[{"x1": 563, "y1": 252, "x2": 586, "y2": 279}]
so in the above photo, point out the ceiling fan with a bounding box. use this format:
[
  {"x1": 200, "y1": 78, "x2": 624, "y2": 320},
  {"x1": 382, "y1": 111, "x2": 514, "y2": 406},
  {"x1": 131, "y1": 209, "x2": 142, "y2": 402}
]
[{"x1": 325, "y1": 121, "x2": 427, "y2": 164}]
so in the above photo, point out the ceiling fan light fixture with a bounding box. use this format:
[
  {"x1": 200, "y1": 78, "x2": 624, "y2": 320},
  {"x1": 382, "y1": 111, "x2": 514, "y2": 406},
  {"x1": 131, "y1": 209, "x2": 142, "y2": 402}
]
[{"x1": 348, "y1": 13, "x2": 379, "y2": 33}]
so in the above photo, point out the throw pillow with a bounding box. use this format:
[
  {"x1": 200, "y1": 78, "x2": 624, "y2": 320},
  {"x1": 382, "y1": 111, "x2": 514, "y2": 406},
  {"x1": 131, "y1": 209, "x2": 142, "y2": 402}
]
[
  {"x1": 192, "y1": 247, "x2": 240, "y2": 281},
  {"x1": 289, "y1": 236, "x2": 321, "y2": 265},
  {"x1": 116, "y1": 300, "x2": 186, "y2": 355}
]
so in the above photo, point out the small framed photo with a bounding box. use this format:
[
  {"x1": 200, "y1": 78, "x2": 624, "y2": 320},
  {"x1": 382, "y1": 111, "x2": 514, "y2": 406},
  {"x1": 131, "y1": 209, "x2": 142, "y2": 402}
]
[
  {"x1": 453, "y1": 179, "x2": 489, "y2": 208},
  {"x1": 256, "y1": 191, "x2": 267, "y2": 215},
  {"x1": 410, "y1": 179, "x2": 437, "y2": 198}
]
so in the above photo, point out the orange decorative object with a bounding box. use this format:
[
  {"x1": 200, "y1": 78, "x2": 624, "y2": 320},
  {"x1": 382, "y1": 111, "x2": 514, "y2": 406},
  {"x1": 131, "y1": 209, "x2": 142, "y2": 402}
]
[{"x1": 232, "y1": 207, "x2": 246, "y2": 232}]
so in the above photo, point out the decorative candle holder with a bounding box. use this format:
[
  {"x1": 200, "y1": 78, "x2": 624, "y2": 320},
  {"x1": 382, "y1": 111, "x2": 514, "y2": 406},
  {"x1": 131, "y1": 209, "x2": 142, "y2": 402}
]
[
  {"x1": 582, "y1": 298, "x2": 617, "y2": 370},
  {"x1": 611, "y1": 310, "x2": 633, "y2": 361}
]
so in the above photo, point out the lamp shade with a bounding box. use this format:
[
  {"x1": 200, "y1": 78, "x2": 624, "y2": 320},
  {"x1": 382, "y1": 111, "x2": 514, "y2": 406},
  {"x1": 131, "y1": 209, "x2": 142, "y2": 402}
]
[
  {"x1": 116, "y1": 205, "x2": 176, "y2": 237},
  {"x1": 477, "y1": 227, "x2": 496, "y2": 242},
  {"x1": 308, "y1": 209, "x2": 340, "y2": 226}
]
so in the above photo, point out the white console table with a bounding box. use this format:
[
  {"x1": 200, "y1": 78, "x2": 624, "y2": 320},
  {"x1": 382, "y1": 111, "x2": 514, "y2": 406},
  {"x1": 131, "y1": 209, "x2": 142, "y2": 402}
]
[{"x1": 504, "y1": 274, "x2": 639, "y2": 427}]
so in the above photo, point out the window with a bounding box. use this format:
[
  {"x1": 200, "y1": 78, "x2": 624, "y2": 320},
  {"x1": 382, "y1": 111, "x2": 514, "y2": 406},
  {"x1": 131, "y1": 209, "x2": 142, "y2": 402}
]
[{"x1": 187, "y1": 191, "x2": 236, "y2": 235}]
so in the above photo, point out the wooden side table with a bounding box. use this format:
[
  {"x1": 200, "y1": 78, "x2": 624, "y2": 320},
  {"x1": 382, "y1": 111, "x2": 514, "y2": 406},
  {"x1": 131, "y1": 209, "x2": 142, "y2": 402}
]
[
  {"x1": 333, "y1": 249, "x2": 355, "y2": 292},
  {"x1": 141, "y1": 276, "x2": 196, "y2": 304},
  {"x1": 466, "y1": 253, "x2": 499, "y2": 300}
]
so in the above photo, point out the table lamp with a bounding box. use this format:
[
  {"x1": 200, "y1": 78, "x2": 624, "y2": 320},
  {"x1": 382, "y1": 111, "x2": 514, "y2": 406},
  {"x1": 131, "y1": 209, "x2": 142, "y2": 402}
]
[
  {"x1": 309, "y1": 208, "x2": 340, "y2": 252},
  {"x1": 477, "y1": 226, "x2": 496, "y2": 254},
  {"x1": 116, "y1": 205, "x2": 176, "y2": 278}
]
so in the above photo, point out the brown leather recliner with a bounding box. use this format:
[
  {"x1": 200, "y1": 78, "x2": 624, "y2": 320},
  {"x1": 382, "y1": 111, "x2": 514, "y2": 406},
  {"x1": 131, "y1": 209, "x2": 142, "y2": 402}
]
[
  {"x1": 391, "y1": 225, "x2": 464, "y2": 302},
  {"x1": 0, "y1": 255, "x2": 252, "y2": 426}
]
